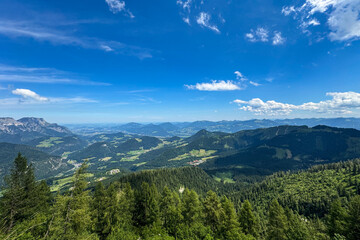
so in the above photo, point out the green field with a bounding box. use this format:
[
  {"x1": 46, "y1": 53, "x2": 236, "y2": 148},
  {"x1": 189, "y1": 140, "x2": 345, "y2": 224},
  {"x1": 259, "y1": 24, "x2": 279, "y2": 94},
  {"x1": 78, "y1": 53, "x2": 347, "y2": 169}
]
[
  {"x1": 36, "y1": 137, "x2": 63, "y2": 148},
  {"x1": 169, "y1": 149, "x2": 217, "y2": 161}
]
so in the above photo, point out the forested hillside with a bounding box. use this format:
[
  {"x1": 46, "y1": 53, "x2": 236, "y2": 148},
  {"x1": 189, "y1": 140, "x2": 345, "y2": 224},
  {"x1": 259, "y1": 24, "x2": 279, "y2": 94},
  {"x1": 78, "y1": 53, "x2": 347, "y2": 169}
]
[
  {"x1": 1, "y1": 154, "x2": 360, "y2": 239},
  {"x1": 0, "y1": 143, "x2": 71, "y2": 185}
]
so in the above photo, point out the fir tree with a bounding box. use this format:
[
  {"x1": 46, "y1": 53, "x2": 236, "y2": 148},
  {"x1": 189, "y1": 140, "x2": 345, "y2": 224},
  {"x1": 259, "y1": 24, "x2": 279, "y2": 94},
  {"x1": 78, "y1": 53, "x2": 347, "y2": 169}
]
[
  {"x1": 267, "y1": 200, "x2": 288, "y2": 240},
  {"x1": 239, "y1": 200, "x2": 259, "y2": 238}
]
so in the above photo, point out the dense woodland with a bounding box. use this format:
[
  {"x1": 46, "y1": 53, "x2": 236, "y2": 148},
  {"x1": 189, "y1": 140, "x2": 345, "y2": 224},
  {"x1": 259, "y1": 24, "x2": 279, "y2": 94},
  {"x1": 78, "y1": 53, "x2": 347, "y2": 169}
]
[{"x1": 1, "y1": 154, "x2": 360, "y2": 239}]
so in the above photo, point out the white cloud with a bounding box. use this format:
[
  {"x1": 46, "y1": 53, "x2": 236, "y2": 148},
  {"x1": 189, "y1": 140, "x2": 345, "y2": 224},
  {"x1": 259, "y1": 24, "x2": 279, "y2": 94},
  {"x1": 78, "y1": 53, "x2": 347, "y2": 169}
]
[
  {"x1": 234, "y1": 91, "x2": 360, "y2": 115},
  {"x1": 282, "y1": 6, "x2": 296, "y2": 16},
  {"x1": 272, "y1": 31, "x2": 286, "y2": 45},
  {"x1": 105, "y1": 0, "x2": 134, "y2": 18},
  {"x1": 245, "y1": 27, "x2": 269, "y2": 42},
  {"x1": 234, "y1": 71, "x2": 247, "y2": 81},
  {"x1": 186, "y1": 71, "x2": 263, "y2": 91},
  {"x1": 245, "y1": 33, "x2": 255, "y2": 41},
  {"x1": 282, "y1": 0, "x2": 360, "y2": 42},
  {"x1": 196, "y1": 12, "x2": 220, "y2": 33},
  {"x1": 183, "y1": 17, "x2": 190, "y2": 25},
  {"x1": 249, "y1": 81, "x2": 261, "y2": 86},
  {"x1": 0, "y1": 88, "x2": 97, "y2": 106},
  {"x1": 186, "y1": 80, "x2": 241, "y2": 91},
  {"x1": 177, "y1": 0, "x2": 192, "y2": 12},
  {"x1": 246, "y1": 28, "x2": 286, "y2": 46},
  {"x1": 100, "y1": 45, "x2": 114, "y2": 52},
  {"x1": 12, "y1": 89, "x2": 49, "y2": 102},
  {"x1": 308, "y1": 19, "x2": 320, "y2": 26},
  {"x1": 234, "y1": 98, "x2": 295, "y2": 115}
]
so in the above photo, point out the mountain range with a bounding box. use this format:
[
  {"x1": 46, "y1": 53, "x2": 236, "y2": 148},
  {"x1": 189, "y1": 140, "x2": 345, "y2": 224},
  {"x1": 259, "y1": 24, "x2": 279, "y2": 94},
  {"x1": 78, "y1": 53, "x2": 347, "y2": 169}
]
[
  {"x1": 0, "y1": 117, "x2": 72, "y2": 143},
  {"x1": 2, "y1": 117, "x2": 360, "y2": 191},
  {"x1": 65, "y1": 117, "x2": 360, "y2": 137}
]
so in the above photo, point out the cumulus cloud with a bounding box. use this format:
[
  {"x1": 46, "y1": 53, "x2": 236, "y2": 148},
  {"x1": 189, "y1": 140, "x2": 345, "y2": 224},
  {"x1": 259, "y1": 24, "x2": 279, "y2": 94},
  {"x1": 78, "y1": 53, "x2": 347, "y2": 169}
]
[
  {"x1": 282, "y1": 0, "x2": 360, "y2": 42},
  {"x1": 234, "y1": 98, "x2": 294, "y2": 115},
  {"x1": 196, "y1": 12, "x2": 220, "y2": 33},
  {"x1": 186, "y1": 71, "x2": 263, "y2": 91},
  {"x1": 105, "y1": 0, "x2": 134, "y2": 18},
  {"x1": 186, "y1": 80, "x2": 241, "y2": 91},
  {"x1": 272, "y1": 31, "x2": 286, "y2": 45},
  {"x1": 233, "y1": 91, "x2": 360, "y2": 115},
  {"x1": 12, "y1": 89, "x2": 49, "y2": 102}
]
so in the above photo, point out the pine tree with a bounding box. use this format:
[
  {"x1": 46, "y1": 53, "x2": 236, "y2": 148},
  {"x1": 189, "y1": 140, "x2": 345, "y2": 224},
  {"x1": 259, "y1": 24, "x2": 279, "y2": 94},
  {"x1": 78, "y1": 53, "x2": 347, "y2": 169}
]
[
  {"x1": 160, "y1": 186, "x2": 183, "y2": 236},
  {"x1": 220, "y1": 196, "x2": 243, "y2": 240},
  {"x1": 239, "y1": 200, "x2": 259, "y2": 238},
  {"x1": 284, "y1": 207, "x2": 311, "y2": 240},
  {"x1": 48, "y1": 163, "x2": 97, "y2": 240},
  {"x1": 135, "y1": 182, "x2": 160, "y2": 227},
  {"x1": 0, "y1": 153, "x2": 50, "y2": 234},
  {"x1": 326, "y1": 198, "x2": 347, "y2": 238},
  {"x1": 346, "y1": 195, "x2": 360, "y2": 240},
  {"x1": 182, "y1": 189, "x2": 202, "y2": 225},
  {"x1": 203, "y1": 190, "x2": 224, "y2": 236},
  {"x1": 267, "y1": 199, "x2": 288, "y2": 240}
]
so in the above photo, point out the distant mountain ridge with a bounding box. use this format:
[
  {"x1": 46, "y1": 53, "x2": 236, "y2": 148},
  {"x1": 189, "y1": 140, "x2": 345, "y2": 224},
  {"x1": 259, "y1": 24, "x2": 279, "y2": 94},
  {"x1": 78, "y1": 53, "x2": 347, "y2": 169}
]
[
  {"x1": 0, "y1": 117, "x2": 73, "y2": 143},
  {"x1": 66, "y1": 117, "x2": 360, "y2": 137}
]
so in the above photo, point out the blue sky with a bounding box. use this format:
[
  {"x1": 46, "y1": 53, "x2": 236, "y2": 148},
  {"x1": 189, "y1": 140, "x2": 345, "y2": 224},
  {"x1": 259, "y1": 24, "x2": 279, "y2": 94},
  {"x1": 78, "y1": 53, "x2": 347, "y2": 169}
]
[{"x1": 0, "y1": 0, "x2": 360, "y2": 123}]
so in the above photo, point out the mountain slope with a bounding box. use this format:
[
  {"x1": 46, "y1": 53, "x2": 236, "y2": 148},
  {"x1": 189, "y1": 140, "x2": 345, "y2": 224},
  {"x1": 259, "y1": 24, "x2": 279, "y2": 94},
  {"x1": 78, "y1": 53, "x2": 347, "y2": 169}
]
[
  {"x1": 0, "y1": 117, "x2": 72, "y2": 143},
  {"x1": 204, "y1": 125, "x2": 360, "y2": 172},
  {"x1": 26, "y1": 136, "x2": 88, "y2": 156},
  {"x1": 0, "y1": 142, "x2": 72, "y2": 185},
  {"x1": 229, "y1": 159, "x2": 360, "y2": 217}
]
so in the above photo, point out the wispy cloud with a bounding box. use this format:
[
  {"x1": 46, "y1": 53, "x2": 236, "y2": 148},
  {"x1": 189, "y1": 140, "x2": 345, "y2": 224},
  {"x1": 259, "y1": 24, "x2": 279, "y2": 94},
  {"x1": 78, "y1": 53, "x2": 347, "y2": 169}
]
[
  {"x1": 282, "y1": 0, "x2": 360, "y2": 42},
  {"x1": 234, "y1": 91, "x2": 360, "y2": 115},
  {"x1": 249, "y1": 81, "x2": 261, "y2": 87},
  {"x1": 0, "y1": 20, "x2": 153, "y2": 59},
  {"x1": 196, "y1": 12, "x2": 220, "y2": 33},
  {"x1": 0, "y1": 64, "x2": 110, "y2": 85},
  {"x1": 105, "y1": 0, "x2": 134, "y2": 18}
]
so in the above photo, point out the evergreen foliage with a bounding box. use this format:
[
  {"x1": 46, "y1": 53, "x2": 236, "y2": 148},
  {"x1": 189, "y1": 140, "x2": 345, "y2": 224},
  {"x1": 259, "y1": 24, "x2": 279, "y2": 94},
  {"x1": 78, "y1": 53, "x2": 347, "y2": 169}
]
[{"x1": 1, "y1": 154, "x2": 360, "y2": 239}]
